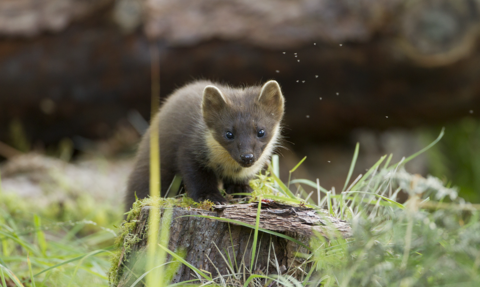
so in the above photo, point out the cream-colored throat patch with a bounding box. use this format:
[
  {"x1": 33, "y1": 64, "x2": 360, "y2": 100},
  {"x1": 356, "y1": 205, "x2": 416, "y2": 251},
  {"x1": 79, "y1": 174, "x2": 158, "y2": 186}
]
[{"x1": 204, "y1": 125, "x2": 280, "y2": 181}]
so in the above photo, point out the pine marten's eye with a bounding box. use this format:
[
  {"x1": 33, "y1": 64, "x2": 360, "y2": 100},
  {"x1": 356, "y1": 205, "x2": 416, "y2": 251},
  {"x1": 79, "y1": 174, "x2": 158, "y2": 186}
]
[
  {"x1": 225, "y1": 131, "x2": 234, "y2": 140},
  {"x1": 257, "y1": 129, "x2": 265, "y2": 138}
]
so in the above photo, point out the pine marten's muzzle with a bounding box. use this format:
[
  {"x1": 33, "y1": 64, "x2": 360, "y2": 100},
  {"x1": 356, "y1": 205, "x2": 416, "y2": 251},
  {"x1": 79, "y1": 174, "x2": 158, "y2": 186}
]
[{"x1": 240, "y1": 153, "x2": 255, "y2": 167}]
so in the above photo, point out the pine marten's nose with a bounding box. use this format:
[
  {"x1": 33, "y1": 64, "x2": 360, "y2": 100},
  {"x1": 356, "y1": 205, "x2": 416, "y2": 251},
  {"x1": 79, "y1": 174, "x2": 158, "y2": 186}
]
[{"x1": 240, "y1": 153, "x2": 254, "y2": 165}]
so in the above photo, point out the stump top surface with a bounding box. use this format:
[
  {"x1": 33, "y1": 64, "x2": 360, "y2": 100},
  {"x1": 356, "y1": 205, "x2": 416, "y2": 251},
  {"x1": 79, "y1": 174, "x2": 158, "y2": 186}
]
[{"x1": 141, "y1": 202, "x2": 352, "y2": 238}]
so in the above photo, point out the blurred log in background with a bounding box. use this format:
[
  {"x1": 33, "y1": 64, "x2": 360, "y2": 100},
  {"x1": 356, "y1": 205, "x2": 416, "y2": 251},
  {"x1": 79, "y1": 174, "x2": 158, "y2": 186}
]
[{"x1": 1, "y1": 0, "x2": 480, "y2": 200}]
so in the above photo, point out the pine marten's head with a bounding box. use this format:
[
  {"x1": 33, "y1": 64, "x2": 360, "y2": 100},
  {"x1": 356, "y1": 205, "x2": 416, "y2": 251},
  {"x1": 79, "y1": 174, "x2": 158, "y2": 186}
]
[{"x1": 202, "y1": 80, "x2": 284, "y2": 169}]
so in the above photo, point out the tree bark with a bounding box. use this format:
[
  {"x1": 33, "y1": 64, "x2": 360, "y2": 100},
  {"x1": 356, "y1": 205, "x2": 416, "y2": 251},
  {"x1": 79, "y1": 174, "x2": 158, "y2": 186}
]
[{"x1": 113, "y1": 203, "x2": 351, "y2": 286}]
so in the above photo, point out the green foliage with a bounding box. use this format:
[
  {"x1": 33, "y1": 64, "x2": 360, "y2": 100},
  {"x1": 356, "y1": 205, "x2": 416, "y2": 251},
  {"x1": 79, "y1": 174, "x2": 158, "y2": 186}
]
[
  {"x1": 0, "y1": 196, "x2": 115, "y2": 286},
  {"x1": 423, "y1": 118, "x2": 480, "y2": 203},
  {"x1": 303, "y1": 165, "x2": 478, "y2": 286},
  {"x1": 0, "y1": 187, "x2": 121, "y2": 235},
  {"x1": 332, "y1": 207, "x2": 480, "y2": 286},
  {"x1": 0, "y1": 168, "x2": 120, "y2": 286},
  {"x1": 294, "y1": 131, "x2": 480, "y2": 286}
]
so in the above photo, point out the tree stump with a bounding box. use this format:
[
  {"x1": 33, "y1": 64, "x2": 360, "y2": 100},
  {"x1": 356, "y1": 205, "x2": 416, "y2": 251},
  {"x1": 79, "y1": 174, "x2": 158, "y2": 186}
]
[{"x1": 112, "y1": 202, "x2": 351, "y2": 286}]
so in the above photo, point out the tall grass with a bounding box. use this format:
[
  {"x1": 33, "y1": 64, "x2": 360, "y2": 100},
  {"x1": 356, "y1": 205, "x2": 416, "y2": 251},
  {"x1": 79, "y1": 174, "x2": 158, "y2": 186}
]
[
  {"x1": 145, "y1": 43, "x2": 163, "y2": 287},
  {"x1": 0, "y1": 163, "x2": 120, "y2": 286},
  {"x1": 0, "y1": 191, "x2": 116, "y2": 286}
]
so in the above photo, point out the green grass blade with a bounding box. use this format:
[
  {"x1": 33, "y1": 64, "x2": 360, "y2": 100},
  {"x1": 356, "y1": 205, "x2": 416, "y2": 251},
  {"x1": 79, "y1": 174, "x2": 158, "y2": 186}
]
[
  {"x1": 224, "y1": 247, "x2": 234, "y2": 273},
  {"x1": 0, "y1": 267, "x2": 7, "y2": 287},
  {"x1": 272, "y1": 154, "x2": 280, "y2": 179},
  {"x1": 67, "y1": 249, "x2": 110, "y2": 287},
  {"x1": 397, "y1": 127, "x2": 445, "y2": 167},
  {"x1": 33, "y1": 215, "x2": 47, "y2": 257},
  {"x1": 343, "y1": 143, "x2": 359, "y2": 192},
  {"x1": 299, "y1": 189, "x2": 316, "y2": 205},
  {"x1": 157, "y1": 243, "x2": 212, "y2": 281},
  {"x1": 147, "y1": 59, "x2": 162, "y2": 287},
  {"x1": 250, "y1": 199, "x2": 262, "y2": 269},
  {"x1": 165, "y1": 175, "x2": 182, "y2": 198},
  {"x1": 302, "y1": 260, "x2": 318, "y2": 285},
  {"x1": 129, "y1": 261, "x2": 173, "y2": 287},
  {"x1": 33, "y1": 249, "x2": 111, "y2": 277},
  {"x1": 0, "y1": 250, "x2": 6, "y2": 267},
  {"x1": 269, "y1": 166, "x2": 297, "y2": 199},
  {"x1": 244, "y1": 274, "x2": 302, "y2": 287},
  {"x1": 288, "y1": 156, "x2": 307, "y2": 188},
  {"x1": 167, "y1": 279, "x2": 200, "y2": 287},
  {"x1": 384, "y1": 154, "x2": 393, "y2": 169},
  {"x1": 243, "y1": 274, "x2": 278, "y2": 287},
  {"x1": 290, "y1": 156, "x2": 307, "y2": 174},
  {"x1": 0, "y1": 267, "x2": 6, "y2": 287},
  {"x1": 327, "y1": 191, "x2": 333, "y2": 216},
  {"x1": 345, "y1": 191, "x2": 404, "y2": 209},
  {"x1": 157, "y1": 208, "x2": 173, "y2": 287},
  {"x1": 0, "y1": 265, "x2": 23, "y2": 287},
  {"x1": 350, "y1": 155, "x2": 386, "y2": 191},
  {"x1": 212, "y1": 242, "x2": 235, "y2": 275},
  {"x1": 0, "y1": 231, "x2": 37, "y2": 256},
  {"x1": 289, "y1": 179, "x2": 330, "y2": 194},
  {"x1": 27, "y1": 255, "x2": 35, "y2": 287},
  {"x1": 227, "y1": 223, "x2": 238, "y2": 271},
  {"x1": 184, "y1": 215, "x2": 311, "y2": 251}
]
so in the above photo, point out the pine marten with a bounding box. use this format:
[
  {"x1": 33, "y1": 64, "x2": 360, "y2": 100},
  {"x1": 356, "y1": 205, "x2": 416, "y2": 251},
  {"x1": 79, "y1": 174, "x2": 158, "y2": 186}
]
[{"x1": 125, "y1": 80, "x2": 285, "y2": 210}]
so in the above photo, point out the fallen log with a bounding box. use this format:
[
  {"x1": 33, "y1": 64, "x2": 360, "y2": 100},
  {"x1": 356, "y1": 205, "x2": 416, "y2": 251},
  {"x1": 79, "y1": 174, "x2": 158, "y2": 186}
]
[
  {"x1": 3, "y1": 0, "x2": 480, "y2": 147},
  {"x1": 111, "y1": 202, "x2": 351, "y2": 286}
]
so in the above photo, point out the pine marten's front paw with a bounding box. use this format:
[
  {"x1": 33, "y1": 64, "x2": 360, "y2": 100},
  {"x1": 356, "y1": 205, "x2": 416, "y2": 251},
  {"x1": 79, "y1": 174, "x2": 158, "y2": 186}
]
[{"x1": 197, "y1": 192, "x2": 228, "y2": 205}]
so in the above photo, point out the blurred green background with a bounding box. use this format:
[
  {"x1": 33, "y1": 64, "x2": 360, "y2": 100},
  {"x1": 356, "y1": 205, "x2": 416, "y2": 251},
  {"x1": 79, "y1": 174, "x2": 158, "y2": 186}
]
[{"x1": 424, "y1": 117, "x2": 480, "y2": 202}]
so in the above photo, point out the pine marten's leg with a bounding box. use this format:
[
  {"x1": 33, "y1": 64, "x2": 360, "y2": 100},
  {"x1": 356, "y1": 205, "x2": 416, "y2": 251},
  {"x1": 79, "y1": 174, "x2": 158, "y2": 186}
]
[
  {"x1": 178, "y1": 152, "x2": 227, "y2": 204},
  {"x1": 125, "y1": 161, "x2": 149, "y2": 211},
  {"x1": 223, "y1": 179, "x2": 253, "y2": 195}
]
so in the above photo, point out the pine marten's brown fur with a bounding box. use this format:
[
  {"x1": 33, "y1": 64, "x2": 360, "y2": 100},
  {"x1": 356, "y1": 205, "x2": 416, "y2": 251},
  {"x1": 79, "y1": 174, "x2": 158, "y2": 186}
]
[{"x1": 125, "y1": 80, "x2": 285, "y2": 210}]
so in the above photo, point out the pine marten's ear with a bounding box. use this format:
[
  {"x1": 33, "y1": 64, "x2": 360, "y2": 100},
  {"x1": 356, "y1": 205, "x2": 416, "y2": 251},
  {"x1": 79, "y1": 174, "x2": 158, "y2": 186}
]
[
  {"x1": 202, "y1": 85, "x2": 227, "y2": 121},
  {"x1": 258, "y1": 80, "x2": 285, "y2": 118}
]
